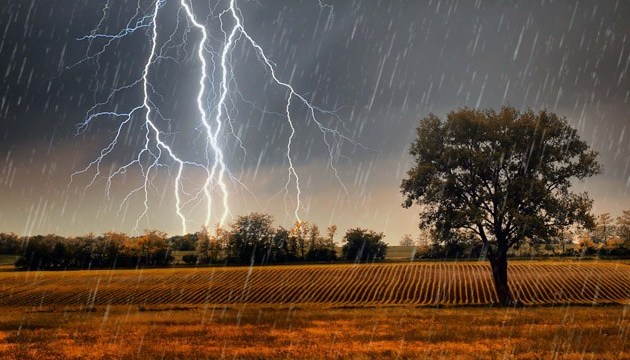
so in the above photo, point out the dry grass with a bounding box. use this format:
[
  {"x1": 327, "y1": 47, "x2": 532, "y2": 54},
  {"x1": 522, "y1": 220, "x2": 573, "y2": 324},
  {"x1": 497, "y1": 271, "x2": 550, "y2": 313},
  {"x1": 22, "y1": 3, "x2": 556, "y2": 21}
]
[
  {"x1": 0, "y1": 304, "x2": 627, "y2": 359},
  {"x1": 0, "y1": 261, "x2": 628, "y2": 307},
  {"x1": 0, "y1": 261, "x2": 628, "y2": 359}
]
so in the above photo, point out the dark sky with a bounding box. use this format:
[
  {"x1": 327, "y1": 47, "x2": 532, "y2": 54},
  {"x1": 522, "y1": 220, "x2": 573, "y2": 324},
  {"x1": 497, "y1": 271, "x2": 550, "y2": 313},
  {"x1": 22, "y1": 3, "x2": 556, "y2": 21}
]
[{"x1": 1, "y1": 0, "x2": 629, "y2": 242}]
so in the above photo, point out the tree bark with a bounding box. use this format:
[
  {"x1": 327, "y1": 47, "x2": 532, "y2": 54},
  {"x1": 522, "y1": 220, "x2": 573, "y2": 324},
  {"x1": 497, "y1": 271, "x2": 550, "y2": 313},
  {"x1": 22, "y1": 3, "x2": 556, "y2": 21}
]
[{"x1": 488, "y1": 247, "x2": 514, "y2": 306}]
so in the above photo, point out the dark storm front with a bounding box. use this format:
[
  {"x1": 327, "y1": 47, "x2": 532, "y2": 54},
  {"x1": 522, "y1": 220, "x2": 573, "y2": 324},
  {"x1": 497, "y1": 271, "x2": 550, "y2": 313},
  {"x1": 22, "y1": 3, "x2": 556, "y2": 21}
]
[{"x1": 0, "y1": 1, "x2": 628, "y2": 237}]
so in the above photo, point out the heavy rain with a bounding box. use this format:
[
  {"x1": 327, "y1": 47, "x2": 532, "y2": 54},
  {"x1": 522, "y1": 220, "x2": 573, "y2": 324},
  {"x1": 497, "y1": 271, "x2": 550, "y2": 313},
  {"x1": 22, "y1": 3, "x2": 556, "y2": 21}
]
[{"x1": 0, "y1": 0, "x2": 628, "y2": 359}]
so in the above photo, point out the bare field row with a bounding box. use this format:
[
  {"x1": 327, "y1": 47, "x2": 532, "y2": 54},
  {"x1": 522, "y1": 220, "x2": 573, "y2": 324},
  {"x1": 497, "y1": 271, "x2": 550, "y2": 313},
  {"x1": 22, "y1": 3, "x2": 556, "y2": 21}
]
[{"x1": 0, "y1": 261, "x2": 628, "y2": 307}]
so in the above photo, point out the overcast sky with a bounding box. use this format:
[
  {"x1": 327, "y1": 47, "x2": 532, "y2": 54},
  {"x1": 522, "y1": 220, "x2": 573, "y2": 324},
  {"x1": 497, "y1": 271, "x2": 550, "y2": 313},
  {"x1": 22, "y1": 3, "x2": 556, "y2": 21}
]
[{"x1": 1, "y1": 0, "x2": 629, "y2": 243}]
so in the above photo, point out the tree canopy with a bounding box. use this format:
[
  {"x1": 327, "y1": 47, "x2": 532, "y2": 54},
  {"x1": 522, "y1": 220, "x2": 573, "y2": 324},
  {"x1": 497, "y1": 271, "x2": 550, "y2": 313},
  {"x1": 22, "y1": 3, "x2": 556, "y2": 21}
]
[
  {"x1": 401, "y1": 107, "x2": 600, "y2": 305},
  {"x1": 342, "y1": 228, "x2": 387, "y2": 262}
]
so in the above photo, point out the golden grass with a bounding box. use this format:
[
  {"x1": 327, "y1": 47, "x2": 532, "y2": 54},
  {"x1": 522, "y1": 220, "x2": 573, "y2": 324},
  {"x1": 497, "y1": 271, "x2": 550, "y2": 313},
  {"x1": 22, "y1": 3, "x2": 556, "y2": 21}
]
[
  {"x1": 0, "y1": 304, "x2": 627, "y2": 359},
  {"x1": 0, "y1": 261, "x2": 628, "y2": 306},
  {"x1": 0, "y1": 261, "x2": 627, "y2": 359}
]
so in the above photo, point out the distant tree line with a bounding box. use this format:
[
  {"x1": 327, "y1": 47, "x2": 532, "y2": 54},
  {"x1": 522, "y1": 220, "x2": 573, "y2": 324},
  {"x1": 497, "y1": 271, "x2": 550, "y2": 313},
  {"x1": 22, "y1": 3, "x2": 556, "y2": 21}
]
[
  {"x1": 573, "y1": 211, "x2": 630, "y2": 257},
  {"x1": 400, "y1": 228, "x2": 485, "y2": 260},
  {"x1": 402, "y1": 210, "x2": 630, "y2": 259},
  {"x1": 184, "y1": 213, "x2": 387, "y2": 265},
  {"x1": 0, "y1": 213, "x2": 388, "y2": 270},
  {"x1": 0, "y1": 231, "x2": 172, "y2": 270}
]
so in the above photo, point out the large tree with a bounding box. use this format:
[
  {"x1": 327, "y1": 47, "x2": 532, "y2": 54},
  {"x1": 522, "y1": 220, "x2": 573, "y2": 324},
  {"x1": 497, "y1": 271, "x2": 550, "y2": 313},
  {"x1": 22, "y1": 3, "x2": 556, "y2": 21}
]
[
  {"x1": 226, "y1": 213, "x2": 276, "y2": 265},
  {"x1": 401, "y1": 107, "x2": 600, "y2": 306}
]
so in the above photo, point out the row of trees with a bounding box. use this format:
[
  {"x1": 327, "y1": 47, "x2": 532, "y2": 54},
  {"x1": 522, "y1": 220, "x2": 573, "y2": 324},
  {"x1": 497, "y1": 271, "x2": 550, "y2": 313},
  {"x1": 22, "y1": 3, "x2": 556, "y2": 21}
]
[
  {"x1": 400, "y1": 229, "x2": 484, "y2": 259},
  {"x1": 189, "y1": 213, "x2": 339, "y2": 265},
  {"x1": 574, "y1": 211, "x2": 630, "y2": 256},
  {"x1": 1, "y1": 231, "x2": 172, "y2": 270},
  {"x1": 0, "y1": 213, "x2": 388, "y2": 270},
  {"x1": 399, "y1": 210, "x2": 630, "y2": 259},
  {"x1": 186, "y1": 213, "x2": 387, "y2": 265}
]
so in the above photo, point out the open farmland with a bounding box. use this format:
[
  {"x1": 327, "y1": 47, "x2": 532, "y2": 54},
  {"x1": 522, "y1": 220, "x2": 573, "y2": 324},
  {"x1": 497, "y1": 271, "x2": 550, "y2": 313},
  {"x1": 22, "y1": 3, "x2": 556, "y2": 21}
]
[
  {"x1": 0, "y1": 261, "x2": 628, "y2": 359},
  {"x1": 0, "y1": 261, "x2": 628, "y2": 307}
]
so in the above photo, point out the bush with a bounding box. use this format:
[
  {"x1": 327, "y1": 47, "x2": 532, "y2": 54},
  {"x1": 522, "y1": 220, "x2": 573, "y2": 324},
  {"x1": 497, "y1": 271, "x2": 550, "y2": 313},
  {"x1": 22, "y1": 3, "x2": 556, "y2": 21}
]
[
  {"x1": 182, "y1": 254, "x2": 198, "y2": 265},
  {"x1": 306, "y1": 247, "x2": 337, "y2": 262},
  {"x1": 601, "y1": 236, "x2": 630, "y2": 257},
  {"x1": 341, "y1": 228, "x2": 387, "y2": 262},
  {"x1": 576, "y1": 234, "x2": 598, "y2": 256}
]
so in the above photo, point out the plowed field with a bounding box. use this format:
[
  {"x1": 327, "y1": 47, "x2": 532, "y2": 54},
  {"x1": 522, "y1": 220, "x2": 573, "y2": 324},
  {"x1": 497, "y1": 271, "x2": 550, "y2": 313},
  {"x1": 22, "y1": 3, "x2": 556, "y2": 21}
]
[{"x1": 0, "y1": 261, "x2": 628, "y2": 307}]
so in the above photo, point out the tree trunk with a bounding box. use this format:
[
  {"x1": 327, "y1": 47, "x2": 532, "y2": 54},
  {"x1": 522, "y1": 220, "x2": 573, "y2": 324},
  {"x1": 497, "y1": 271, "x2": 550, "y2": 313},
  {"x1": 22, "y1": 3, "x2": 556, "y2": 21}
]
[{"x1": 488, "y1": 248, "x2": 514, "y2": 306}]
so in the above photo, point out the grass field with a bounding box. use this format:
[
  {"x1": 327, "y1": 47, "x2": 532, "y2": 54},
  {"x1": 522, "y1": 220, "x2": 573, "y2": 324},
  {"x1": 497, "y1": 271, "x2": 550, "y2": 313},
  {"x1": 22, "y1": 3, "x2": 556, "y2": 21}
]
[
  {"x1": 0, "y1": 261, "x2": 628, "y2": 359},
  {"x1": 0, "y1": 304, "x2": 627, "y2": 359},
  {"x1": 0, "y1": 261, "x2": 628, "y2": 307}
]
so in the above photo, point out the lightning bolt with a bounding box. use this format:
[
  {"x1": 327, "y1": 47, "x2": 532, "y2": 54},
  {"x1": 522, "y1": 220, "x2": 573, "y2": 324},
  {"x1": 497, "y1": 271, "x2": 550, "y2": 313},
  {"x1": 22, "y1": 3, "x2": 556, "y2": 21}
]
[
  {"x1": 220, "y1": 0, "x2": 357, "y2": 221},
  {"x1": 72, "y1": 0, "x2": 359, "y2": 234},
  {"x1": 72, "y1": 0, "x2": 207, "y2": 234},
  {"x1": 179, "y1": 0, "x2": 229, "y2": 228}
]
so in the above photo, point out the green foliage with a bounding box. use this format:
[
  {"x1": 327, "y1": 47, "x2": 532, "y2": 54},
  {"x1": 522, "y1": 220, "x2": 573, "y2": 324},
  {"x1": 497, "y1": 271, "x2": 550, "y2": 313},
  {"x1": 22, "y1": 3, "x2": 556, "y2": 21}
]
[
  {"x1": 401, "y1": 107, "x2": 601, "y2": 304},
  {"x1": 592, "y1": 213, "x2": 615, "y2": 243},
  {"x1": 415, "y1": 231, "x2": 484, "y2": 259},
  {"x1": 0, "y1": 232, "x2": 21, "y2": 254},
  {"x1": 584, "y1": 211, "x2": 630, "y2": 257},
  {"x1": 270, "y1": 227, "x2": 294, "y2": 262},
  {"x1": 181, "y1": 253, "x2": 198, "y2": 265},
  {"x1": 14, "y1": 231, "x2": 173, "y2": 270},
  {"x1": 571, "y1": 211, "x2": 630, "y2": 258},
  {"x1": 224, "y1": 215, "x2": 337, "y2": 265},
  {"x1": 226, "y1": 213, "x2": 277, "y2": 264},
  {"x1": 616, "y1": 210, "x2": 630, "y2": 246},
  {"x1": 306, "y1": 231, "x2": 337, "y2": 261},
  {"x1": 576, "y1": 234, "x2": 599, "y2": 256},
  {"x1": 195, "y1": 226, "x2": 226, "y2": 265},
  {"x1": 401, "y1": 107, "x2": 600, "y2": 251},
  {"x1": 290, "y1": 222, "x2": 337, "y2": 262},
  {"x1": 342, "y1": 228, "x2": 387, "y2": 262},
  {"x1": 135, "y1": 230, "x2": 172, "y2": 266},
  {"x1": 168, "y1": 234, "x2": 197, "y2": 251},
  {"x1": 10, "y1": 213, "x2": 341, "y2": 269}
]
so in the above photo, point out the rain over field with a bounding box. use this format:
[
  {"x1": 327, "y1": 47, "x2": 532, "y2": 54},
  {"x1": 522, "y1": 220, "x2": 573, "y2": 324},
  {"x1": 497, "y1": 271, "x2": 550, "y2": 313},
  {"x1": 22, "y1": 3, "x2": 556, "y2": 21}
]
[{"x1": 0, "y1": 0, "x2": 629, "y2": 359}]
